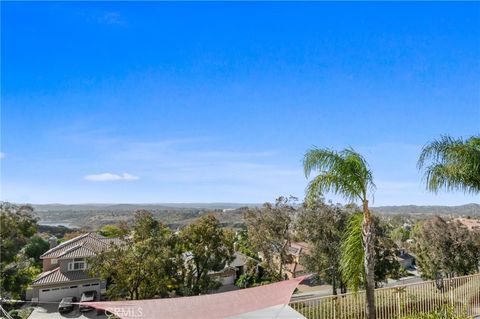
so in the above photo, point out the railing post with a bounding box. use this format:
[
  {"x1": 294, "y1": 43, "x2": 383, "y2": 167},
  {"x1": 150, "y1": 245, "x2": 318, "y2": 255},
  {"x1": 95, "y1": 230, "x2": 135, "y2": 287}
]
[
  {"x1": 449, "y1": 278, "x2": 454, "y2": 310},
  {"x1": 393, "y1": 286, "x2": 405, "y2": 318},
  {"x1": 287, "y1": 273, "x2": 480, "y2": 319},
  {"x1": 397, "y1": 291, "x2": 401, "y2": 318},
  {"x1": 333, "y1": 297, "x2": 336, "y2": 319}
]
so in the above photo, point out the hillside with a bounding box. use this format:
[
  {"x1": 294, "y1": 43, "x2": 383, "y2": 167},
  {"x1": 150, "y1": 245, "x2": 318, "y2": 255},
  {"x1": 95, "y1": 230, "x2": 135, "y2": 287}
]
[
  {"x1": 30, "y1": 203, "x2": 255, "y2": 230},
  {"x1": 32, "y1": 203, "x2": 259, "y2": 212},
  {"x1": 371, "y1": 203, "x2": 480, "y2": 215},
  {"x1": 21, "y1": 202, "x2": 480, "y2": 230}
]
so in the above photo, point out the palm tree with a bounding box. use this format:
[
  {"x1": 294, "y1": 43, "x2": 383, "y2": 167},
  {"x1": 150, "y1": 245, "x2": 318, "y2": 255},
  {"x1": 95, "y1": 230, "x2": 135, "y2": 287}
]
[
  {"x1": 303, "y1": 148, "x2": 377, "y2": 319},
  {"x1": 418, "y1": 135, "x2": 480, "y2": 194}
]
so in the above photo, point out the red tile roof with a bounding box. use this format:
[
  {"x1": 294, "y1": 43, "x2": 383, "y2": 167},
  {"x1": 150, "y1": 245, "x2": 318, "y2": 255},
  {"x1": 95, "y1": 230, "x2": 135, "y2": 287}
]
[
  {"x1": 32, "y1": 267, "x2": 93, "y2": 285},
  {"x1": 41, "y1": 233, "x2": 122, "y2": 259}
]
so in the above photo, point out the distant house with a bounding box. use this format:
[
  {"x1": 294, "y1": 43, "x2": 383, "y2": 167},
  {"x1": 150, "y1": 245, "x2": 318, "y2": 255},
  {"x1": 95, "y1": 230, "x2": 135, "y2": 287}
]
[
  {"x1": 403, "y1": 223, "x2": 412, "y2": 232},
  {"x1": 285, "y1": 242, "x2": 310, "y2": 279},
  {"x1": 209, "y1": 252, "x2": 258, "y2": 286},
  {"x1": 455, "y1": 218, "x2": 480, "y2": 231},
  {"x1": 26, "y1": 233, "x2": 122, "y2": 302},
  {"x1": 209, "y1": 267, "x2": 238, "y2": 286},
  {"x1": 396, "y1": 249, "x2": 415, "y2": 269}
]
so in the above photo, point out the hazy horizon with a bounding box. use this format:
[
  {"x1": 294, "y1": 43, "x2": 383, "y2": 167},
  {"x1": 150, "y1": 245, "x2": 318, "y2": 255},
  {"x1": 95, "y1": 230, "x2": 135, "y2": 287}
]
[{"x1": 11, "y1": 201, "x2": 480, "y2": 208}]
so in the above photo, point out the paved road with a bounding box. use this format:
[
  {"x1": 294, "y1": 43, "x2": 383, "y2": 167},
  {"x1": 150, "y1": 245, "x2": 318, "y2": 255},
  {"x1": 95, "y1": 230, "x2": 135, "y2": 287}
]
[
  {"x1": 28, "y1": 303, "x2": 107, "y2": 319},
  {"x1": 291, "y1": 276, "x2": 424, "y2": 301},
  {"x1": 384, "y1": 276, "x2": 424, "y2": 287}
]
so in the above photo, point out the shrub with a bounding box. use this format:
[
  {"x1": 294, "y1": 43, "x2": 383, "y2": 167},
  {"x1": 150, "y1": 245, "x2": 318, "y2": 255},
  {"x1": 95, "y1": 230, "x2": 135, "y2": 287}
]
[{"x1": 399, "y1": 305, "x2": 469, "y2": 319}]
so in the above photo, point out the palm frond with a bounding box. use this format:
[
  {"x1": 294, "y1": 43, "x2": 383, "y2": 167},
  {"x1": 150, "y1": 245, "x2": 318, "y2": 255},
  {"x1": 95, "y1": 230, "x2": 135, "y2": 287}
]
[
  {"x1": 303, "y1": 148, "x2": 342, "y2": 178},
  {"x1": 340, "y1": 213, "x2": 364, "y2": 291},
  {"x1": 306, "y1": 172, "x2": 360, "y2": 203},
  {"x1": 303, "y1": 147, "x2": 375, "y2": 203},
  {"x1": 418, "y1": 135, "x2": 480, "y2": 194},
  {"x1": 342, "y1": 148, "x2": 376, "y2": 198},
  {"x1": 424, "y1": 163, "x2": 479, "y2": 194}
]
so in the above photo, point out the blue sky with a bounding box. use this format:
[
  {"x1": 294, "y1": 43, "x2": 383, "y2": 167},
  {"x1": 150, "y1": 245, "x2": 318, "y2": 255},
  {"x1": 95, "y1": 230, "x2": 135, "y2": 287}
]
[{"x1": 1, "y1": 2, "x2": 479, "y2": 206}]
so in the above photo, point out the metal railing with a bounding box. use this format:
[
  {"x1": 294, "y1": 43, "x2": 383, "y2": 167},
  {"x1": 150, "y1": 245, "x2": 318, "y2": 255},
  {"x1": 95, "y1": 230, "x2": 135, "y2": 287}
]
[{"x1": 289, "y1": 273, "x2": 480, "y2": 319}]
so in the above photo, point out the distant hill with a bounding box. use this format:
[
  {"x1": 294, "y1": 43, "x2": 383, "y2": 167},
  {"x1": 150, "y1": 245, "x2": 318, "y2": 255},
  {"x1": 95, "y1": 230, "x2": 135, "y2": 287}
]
[
  {"x1": 371, "y1": 203, "x2": 480, "y2": 215},
  {"x1": 32, "y1": 203, "x2": 260, "y2": 212},
  {"x1": 8, "y1": 202, "x2": 478, "y2": 230},
  {"x1": 28, "y1": 203, "x2": 259, "y2": 230},
  {"x1": 29, "y1": 202, "x2": 480, "y2": 215}
]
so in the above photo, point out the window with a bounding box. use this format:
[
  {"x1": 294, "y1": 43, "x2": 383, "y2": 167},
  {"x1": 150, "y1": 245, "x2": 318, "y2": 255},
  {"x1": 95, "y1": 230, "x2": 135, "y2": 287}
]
[
  {"x1": 68, "y1": 259, "x2": 87, "y2": 271},
  {"x1": 51, "y1": 258, "x2": 58, "y2": 265},
  {"x1": 41, "y1": 289, "x2": 50, "y2": 292},
  {"x1": 70, "y1": 286, "x2": 78, "y2": 289}
]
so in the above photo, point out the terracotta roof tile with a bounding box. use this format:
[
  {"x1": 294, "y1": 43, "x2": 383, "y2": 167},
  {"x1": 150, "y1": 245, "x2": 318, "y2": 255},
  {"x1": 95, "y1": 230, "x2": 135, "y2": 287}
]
[
  {"x1": 41, "y1": 233, "x2": 122, "y2": 259},
  {"x1": 32, "y1": 267, "x2": 93, "y2": 285},
  {"x1": 57, "y1": 244, "x2": 98, "y2": 259}
]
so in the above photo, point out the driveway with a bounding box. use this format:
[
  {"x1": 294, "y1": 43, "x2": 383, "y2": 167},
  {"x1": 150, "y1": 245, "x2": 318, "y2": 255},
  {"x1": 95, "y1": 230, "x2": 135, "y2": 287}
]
[
  {"x1": 28, "y1": 303, "x2": 107, "y2": 319},
  {"x1": 291, "y1": 275, "x2": 424, "y2": 301}
]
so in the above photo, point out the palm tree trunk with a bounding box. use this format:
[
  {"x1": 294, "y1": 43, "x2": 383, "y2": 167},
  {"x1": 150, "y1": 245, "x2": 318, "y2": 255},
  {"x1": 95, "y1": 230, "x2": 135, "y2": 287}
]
[{"x1": 362, "y1": 200, "x2": 376, "y2": 319}]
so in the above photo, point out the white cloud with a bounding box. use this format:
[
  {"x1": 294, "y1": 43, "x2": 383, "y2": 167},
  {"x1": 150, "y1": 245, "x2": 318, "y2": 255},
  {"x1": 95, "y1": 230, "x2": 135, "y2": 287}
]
[
  {"x1": 121, "y1": 173, "x2": 140, "y2": 181},
  {"x1": 0, "y1": 152, "x2": 4, "y2": 159},
  {"x1": 84, "y1": 172, "x2": 139, "y2": 182}
]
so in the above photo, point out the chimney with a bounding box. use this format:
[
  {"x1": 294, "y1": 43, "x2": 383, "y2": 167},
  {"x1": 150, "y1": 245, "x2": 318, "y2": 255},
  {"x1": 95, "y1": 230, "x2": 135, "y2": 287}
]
[{"x1": 49, "y1": 236, "x2": 58, "y2": 249}]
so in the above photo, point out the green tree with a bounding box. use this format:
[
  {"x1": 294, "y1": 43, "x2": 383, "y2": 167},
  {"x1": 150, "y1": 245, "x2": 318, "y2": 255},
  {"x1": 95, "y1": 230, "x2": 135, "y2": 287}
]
[
  {"x1": 23, "y1": 236, "x2": 50, "y2": 266},
  {"x1": 304, "y1": 148, "x2": 377, "y2": 319},
  {"x1": 0, "y1": 203, "x2": 38, "y2": 263},
  {"x1": 89, "y1": 211, "x2": 181, "y2": 300},
  {"x1": 418, "y1": 135, "x2": 480, "y2": 194},
  {"x1": 373, "y1": 217, "x2": 401, "y2": 286},
  {"x1": 99, "y1": 224, "x2": 127, "y2": 238},
  {"x1": 0, "y1": 203, "x2": 40, "y2": 299},
  {"x1": 1, "y1": 256, "x2": 41, "y2": 299},
  {"x1": 390, "y1": 226, "x2": 410, "y2": 247},
  {"x1": 296, "y1": 200, "x2": 349, "y2": 295},
  {"x1": 413, "y1": 216, "x2": 479, "y2": 280},
  {"x1": 235, "y1": 230, "x2": 257, "y2": 259},
  {"x1": 244, "y1": 196, "x2": 296, "y2": 281},
  {"x1": 179, "y1": 215, "x2": 235, "y2": 295}
]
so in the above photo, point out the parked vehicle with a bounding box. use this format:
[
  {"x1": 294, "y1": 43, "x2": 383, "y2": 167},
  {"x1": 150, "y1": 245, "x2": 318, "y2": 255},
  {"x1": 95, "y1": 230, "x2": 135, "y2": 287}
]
[
  {"x1": 58, "y1": 297, "x2": 77, "y2": 313},
  {"x1": 79, "y1": 291, "x2": 97, "y2": 312}
]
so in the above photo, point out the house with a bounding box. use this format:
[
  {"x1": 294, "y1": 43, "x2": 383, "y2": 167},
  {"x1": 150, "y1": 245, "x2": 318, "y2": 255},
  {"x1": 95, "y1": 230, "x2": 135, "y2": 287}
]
[
  {"x1": 455, "y1": 218, "x2": 480, "y2": 231},
  {"x1": 26, "y1": 233, "x2": 122, "y2": 302},
  {"x1": 209, "y1": 252, "x2": 258, "y2": 286},
  {"x1": 285, "y1": 242, "x2": 310, "y2": 279},
  {"x1": 209, "y1": 267, "x2": 238, "y2": 285},
  {"x1": 396, "y1": 249, "x2": 415, "y2": 269}
]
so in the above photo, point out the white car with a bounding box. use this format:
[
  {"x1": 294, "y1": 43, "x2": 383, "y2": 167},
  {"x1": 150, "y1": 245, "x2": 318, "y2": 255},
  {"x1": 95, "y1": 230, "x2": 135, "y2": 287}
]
[{"x1": 79, "y1": 290, "x2": 97, "y2": 312}]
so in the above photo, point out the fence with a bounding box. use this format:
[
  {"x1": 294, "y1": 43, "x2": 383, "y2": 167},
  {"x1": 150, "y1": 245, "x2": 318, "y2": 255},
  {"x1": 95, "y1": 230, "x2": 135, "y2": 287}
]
[{"x1": 289, "y1": 273, "x2": 480, "y2": 319}]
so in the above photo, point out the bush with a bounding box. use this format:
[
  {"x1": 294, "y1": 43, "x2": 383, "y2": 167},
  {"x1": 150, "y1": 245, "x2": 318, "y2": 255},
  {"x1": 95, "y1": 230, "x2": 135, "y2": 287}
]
[
  {"x1": 399, "y1": 306, "x2": 469, "y2": 319},
  {"x1": 8, "y1": 309, "x2": 21, "y2": 319}
]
